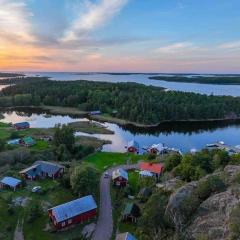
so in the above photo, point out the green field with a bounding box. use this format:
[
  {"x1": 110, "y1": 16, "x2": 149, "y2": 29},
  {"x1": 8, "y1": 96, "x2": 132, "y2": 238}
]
[{"x1": 83, "y1": 152, "x2": 144, "y2": 172}]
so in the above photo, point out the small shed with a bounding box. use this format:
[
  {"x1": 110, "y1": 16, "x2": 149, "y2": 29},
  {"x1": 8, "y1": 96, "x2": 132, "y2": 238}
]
[
  {"x1": 48, "y1": 195, "x2": 97, "y2": 230},
  {"x1": 20, "y1": 136, "x2": 35, "y2": 147},
  {"x1": 7, "y1": 139, "x2": 21, "y2": 145},
  {"x1": 90, "y1": 111, "x2": 101, "y2": 116},
  {"x1": 122, "y1": 203, "x2": 140, "y2": 223},
  {"x1": 112, "y1": 169, "x2": 128, "y2": 187},
  {"x1": 116, "y1": 232, "x2": 137, "y2": 240},
  {"x1": 13, "y1": 122, "x2": 30, "y2": 130},
  {"x1": 0, "y1": 177, "x2": 21, "y2": 191},
  {"x1": 126, "y1": 140, "x2": 139, "y2": 154}
]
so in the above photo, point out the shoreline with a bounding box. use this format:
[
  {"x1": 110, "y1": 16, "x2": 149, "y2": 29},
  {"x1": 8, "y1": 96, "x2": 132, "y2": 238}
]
[{"x1": 1, "y1": 105, "x2": 240, "y2": 129}]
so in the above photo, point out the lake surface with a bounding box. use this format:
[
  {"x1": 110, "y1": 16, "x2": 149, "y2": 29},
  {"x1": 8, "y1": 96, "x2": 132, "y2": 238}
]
[
  {"x1": 2, "y1": 109, "x2": 240, "y2": 154},
  {"x1": 21, "y1": 72, "x2": 240, "y2": 97}
]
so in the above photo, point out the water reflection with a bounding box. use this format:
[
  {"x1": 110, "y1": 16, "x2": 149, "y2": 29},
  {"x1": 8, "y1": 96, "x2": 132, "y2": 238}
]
[{"x1": 1, "y1": 108, "x2": 240, "y2": 153}]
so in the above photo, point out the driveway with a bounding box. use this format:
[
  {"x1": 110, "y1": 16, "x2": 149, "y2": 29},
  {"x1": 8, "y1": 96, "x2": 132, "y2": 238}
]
[{"x1": 92, "y1": 164, "x2": 138, "y2": 240}]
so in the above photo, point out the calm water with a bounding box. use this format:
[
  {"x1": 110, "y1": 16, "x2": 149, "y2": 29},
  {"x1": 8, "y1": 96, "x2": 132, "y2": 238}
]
[
  {"x1": 22, "y1": 72, "x2": 240, "y2": 97},
  {"x1": 2, "y1": 109, "x2": 240, "y2": 153}
]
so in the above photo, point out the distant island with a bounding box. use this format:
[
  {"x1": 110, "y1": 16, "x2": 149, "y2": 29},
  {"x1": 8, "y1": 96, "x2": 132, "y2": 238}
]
[
  {"x1": 149, "y1": 75, "x2": 240, "y2": 85},
  {"x1": 0, "y1": 72, "x2": 24, "y2": 78}
]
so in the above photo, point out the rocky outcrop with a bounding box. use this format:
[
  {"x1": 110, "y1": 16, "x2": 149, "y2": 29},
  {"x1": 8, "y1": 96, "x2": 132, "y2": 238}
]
[
  {"x1": 165, "y1": 182, "x2": 197, "y2": 232},
  {"x1": 223, "y1": 165, "x2": 240, "y2": 184},
  {"x1": 186, "y1": 188, "x2": 240, "y2": 240},
  {"x1": 165, "y1": 165, "x2": 240, "y2": 239}
]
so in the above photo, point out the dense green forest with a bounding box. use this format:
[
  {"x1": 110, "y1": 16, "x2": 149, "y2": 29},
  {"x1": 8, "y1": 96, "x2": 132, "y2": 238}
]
[
  {"x1": 1, "y1": 77, "x2": 240, "y2": 125},
  {"x1": 149, "y1": 75, "x2": 240, "y2": 85}
]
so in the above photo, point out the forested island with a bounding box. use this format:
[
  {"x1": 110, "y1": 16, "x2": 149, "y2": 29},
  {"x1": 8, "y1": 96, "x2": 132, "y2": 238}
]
[
  {"x1": 0, "y1": 72, "x2": 24, "y2": 78},
  {"x1": 1, "y1": 77, "x2": 240, "y2": 125},
  {"x1": 149, "y1": 75, "x2": 240, "y2": 85}
]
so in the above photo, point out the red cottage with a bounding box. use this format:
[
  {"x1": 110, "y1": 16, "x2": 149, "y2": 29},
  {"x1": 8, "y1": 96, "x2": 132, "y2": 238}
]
[
  {"x1": 126, "y1": 140, "x2": 140, "y2": 154},
  {"x1": 48, "y1": 195, "x2": 97, "y2": 230},
  {"x1": 112, "y1": 169, "x2": 128, "y2": 187}
]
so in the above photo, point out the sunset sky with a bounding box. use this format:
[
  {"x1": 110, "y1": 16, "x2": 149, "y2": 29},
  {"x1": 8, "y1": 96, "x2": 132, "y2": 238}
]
[{"x1": 0, "y1": 0, "x2": 240, "y2": 73}]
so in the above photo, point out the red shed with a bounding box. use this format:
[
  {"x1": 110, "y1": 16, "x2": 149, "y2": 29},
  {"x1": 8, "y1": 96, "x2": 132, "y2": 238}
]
[
  {"x1": 126, "y1": 140, "x2": 140, "y2": 154},
  {"x1": 48, "y1": 195, "x2": 97, "y2": 230},
  {"x1": 112, "y1": 169, "x2": 128, "y2": 187}
]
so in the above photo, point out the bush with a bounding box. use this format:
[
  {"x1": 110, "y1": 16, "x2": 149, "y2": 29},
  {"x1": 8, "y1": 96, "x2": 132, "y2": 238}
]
[
  {"x1": 164, "y1": 154, "x2": 182, "y2": 172},
  {"x1": 229, "y1": 204, "x2": 240, "y2": 239},
  {"x1": 26, "y1": 201, "x2": 42, "y2": 223},
  {"x1": 195, "y1": 176, "x2": 226, "y2": 200},
  {"x1": 7, "y1": 206, "x2": 15, "y2": 215}
]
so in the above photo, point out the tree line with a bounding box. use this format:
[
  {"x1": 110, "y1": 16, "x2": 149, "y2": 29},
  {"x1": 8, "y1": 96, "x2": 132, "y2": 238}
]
[{"x1": 2, "y1": 77, "x2": 240, "y2": 124}]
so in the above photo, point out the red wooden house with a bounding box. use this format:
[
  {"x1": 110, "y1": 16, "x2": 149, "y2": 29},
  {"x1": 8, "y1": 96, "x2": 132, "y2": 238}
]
[
  {"x1": 139, "y1": 162, "x2": 164, "y2": 179},
  {"x1": 112, "y1": 168, "x2": 128, "y2": 187},
  {"x1": 126, "y1": 140, "x2": 140, "y2": 154},
  {"x1": 48, "y1": 195, "x2": 97, "y2": 230}
]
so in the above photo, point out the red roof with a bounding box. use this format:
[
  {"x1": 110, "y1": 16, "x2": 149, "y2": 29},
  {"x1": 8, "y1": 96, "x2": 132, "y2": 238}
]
[{"x1": 139, "y1": 162, "x2": 163, "y2": 174}]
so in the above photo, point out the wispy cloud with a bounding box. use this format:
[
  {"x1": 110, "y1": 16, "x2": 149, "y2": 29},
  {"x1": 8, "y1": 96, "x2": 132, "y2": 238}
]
[
  {"x1": 218, "y1": 41, "x2": 240, "y2": 50},
  {"x1": 62, "y1": 0, "x2": 128, "y2": 42},
  {"x1": 0, "y1": 0, "x2": 34, "y2": 44},
  {"x1": 155, "y1": 42, "x2": 201, "y2": 54}
]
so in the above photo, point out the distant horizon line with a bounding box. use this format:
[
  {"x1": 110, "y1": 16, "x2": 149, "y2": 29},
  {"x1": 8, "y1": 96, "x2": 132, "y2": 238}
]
[{"x1": 1, "y1": 70, "x2": 240, "y2": 76}]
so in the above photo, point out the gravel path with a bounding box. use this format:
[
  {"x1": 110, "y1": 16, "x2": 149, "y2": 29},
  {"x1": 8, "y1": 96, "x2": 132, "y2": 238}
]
[{"x1": 92, "y1": 164, "x2": 138, "y2": 240}]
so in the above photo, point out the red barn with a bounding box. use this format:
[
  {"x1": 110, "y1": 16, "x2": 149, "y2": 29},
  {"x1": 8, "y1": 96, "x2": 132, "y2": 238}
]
[
  {"x1": 112, "y1": 169, "x2": 128, "y2": 187},
  {"x1": 139, "y1": 162, "x2": 164, "y2": 179},
  {"x1": 48, "y1": 195, "x2": 97, "y2": 230},
  {"x1": 126, "y1": 140, "x2": 140, "y2": 154}
]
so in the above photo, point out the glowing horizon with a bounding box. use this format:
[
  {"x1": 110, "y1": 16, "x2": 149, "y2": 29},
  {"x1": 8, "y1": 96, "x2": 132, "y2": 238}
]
[{"x1": 0, "y1": 0, "x2": 240, "y2": 74}]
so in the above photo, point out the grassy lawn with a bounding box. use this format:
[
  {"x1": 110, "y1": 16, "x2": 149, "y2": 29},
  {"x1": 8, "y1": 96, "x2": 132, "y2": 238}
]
[
  {"x1": 128, "y1": 171, "x2": 140, "y2": 196},
  {"x1": 31, "y1": 140, "x2": 49, "y2": 151},
  {"x1": 0, "y1": 178, "x2": 84, "y2": 240},
  {"x1": 69, "y1": 121, "x2": 114, "y2": 134},
  {"x1": 83, "y1": 152, "x2": 144, "y2": 172}
]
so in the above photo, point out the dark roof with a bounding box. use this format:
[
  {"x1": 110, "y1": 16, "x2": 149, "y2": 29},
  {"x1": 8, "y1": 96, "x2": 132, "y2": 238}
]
[
  {"x1": 20, "y1": 161, "x2": 64, "y2": 177},
  {"x1": 122, "y1": 203, "x2": 140, "y2": 217},
  {"x1": 0, "y1": 177, "x2": 21, "y2": 188},
  {"x1": 35, "y1": 161, "x2": 64, "y2": 176},
  {"x1": 49, "y1": 195, "x2": 97, "y2": 223},
  {"x1": 14, "y1": 122, "x2": 30, "y2": 127},
  {"x1": 116, "y1": 232, "x2": 137, "y2": 240}
]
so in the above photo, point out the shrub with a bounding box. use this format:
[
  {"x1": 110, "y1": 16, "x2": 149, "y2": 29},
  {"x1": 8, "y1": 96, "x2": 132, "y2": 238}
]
[
  {"x1": 229, "y1": 204, "x2": 240, "y2": 239},
  {"x1": 195, "y1": 176, "x2": 226, "y2": 200}
]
